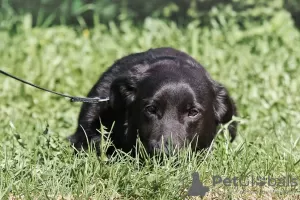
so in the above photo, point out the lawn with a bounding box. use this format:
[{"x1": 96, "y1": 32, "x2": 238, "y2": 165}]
[{"x1": 0, "y1": 12, "x2": 300, "y2": 199}]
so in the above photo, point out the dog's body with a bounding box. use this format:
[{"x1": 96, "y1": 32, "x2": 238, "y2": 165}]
[{"x1": 69, "y1": 47, "x2": 237, "y2": 156}]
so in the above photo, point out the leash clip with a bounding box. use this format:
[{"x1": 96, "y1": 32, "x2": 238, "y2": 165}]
[{"x1": 70, "y1": 97, "x2": 109, "y2": 103}]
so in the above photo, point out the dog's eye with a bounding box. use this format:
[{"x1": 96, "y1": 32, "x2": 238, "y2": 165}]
[
  {"x1": 145, "y1": 105, "x2": 157, "y2": 114},
  {"x1": 188, "y1": 108, "x2": 199, "y2": 117}
]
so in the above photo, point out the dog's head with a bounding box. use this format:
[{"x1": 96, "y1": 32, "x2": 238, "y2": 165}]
[{"x1": 110, "y1": 57, "x2": 237, "y2": 155}]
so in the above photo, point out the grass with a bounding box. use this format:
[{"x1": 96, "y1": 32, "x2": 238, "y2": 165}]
[{"x1": 0, "y1": 12, "x2": 300, "y2": 199}]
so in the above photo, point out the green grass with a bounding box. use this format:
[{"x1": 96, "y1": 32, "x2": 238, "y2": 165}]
[{"x1": 1, "y1": 13, "x2": 300, "y2": 199}]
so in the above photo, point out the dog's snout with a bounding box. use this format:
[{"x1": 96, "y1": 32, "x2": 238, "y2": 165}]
[{"x1": 149, "y1": 137, "x2": 177, "y2": 155}]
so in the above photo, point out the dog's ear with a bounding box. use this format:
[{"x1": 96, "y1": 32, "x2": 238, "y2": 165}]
[
  {"x1": 110, "y1": 76, "x2": 137, "y2": 111},
  {"x1": 212, "y1": 81, "x2": 238, "y2": 142}
]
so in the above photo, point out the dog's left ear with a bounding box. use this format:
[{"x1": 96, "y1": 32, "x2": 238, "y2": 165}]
[
  {"x1": 212, "y1": 81, "x2": 238, "y2": 142},
  {"x1": 109, "y1": 76, "x2": 137, "y2": 111}
]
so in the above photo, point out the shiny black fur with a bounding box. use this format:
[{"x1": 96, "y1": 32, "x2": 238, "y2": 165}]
[{"x1": 68, "y1": 47, "x2": 237, "y2": 156}]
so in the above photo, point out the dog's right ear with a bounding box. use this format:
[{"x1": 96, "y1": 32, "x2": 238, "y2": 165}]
[
  {"x1": 212, "y1": 81, "x2": 238, "y2": 142},
  {"x1": 109, "y1": 76, "x2": 137, "y2": 111}
]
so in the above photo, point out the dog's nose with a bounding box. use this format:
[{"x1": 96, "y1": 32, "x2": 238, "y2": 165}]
[{"x1": 149, "y1": 139, "x2": 175, "y2": 156}]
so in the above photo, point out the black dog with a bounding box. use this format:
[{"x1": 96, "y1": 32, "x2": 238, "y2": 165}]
[{"x1": 69, "y1": 47, "x2": 237, "y2": 156}]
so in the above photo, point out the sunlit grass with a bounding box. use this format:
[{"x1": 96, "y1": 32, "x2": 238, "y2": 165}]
[{"x1": 0, "y1": 13, "x2": 300, "y2": 199}]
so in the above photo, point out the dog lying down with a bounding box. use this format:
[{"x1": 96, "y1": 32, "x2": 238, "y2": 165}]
[{"x1": 69, "y1": 47, "x2": 237, "y2": 156}]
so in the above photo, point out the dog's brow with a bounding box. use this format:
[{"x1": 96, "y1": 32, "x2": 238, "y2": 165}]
[
  {"x1": 194, "y1": 102, "x2": 205, "y2": 111},
  {"x1": 152, "y1": 82, "x2": 205, "y2": 108},
  {"x1": 142, "y1": 98, "x2": 156, "y2": 105},
  {"x1": 155, "y1": 82, "x2": 195, "y2": 97}
]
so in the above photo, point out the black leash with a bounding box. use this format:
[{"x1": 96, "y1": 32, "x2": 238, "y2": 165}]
[{"x1": 0, "y1": 69, "x2": 109, "y2": 104}]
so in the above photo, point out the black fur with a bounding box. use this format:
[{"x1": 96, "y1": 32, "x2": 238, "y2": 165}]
[{"x1": 68, "y1": 47, "x2": 237, "y2": 156}]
